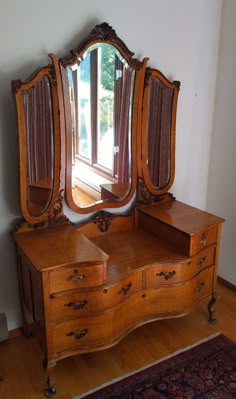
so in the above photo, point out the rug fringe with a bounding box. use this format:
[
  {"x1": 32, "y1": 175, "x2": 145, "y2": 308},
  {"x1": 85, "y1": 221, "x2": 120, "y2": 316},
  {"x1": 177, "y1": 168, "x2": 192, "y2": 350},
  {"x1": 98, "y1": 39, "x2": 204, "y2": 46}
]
[{"x1": 74, "y1": 332, "x2": 221, "y2": 399}]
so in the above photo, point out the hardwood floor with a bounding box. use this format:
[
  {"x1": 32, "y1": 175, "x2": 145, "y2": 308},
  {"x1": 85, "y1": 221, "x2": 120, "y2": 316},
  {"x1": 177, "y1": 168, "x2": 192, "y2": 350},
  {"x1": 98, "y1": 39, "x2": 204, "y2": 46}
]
[{"x1": 0, "y1": 283, "x2": 235, "y2": 399}]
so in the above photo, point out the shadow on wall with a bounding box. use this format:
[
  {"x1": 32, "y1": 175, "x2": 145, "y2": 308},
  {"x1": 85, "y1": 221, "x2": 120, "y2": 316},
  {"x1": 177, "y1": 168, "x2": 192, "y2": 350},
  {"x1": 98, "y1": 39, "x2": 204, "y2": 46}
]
[{"x1": 0, "y1": 72, "x2": 21, "y2": 217}]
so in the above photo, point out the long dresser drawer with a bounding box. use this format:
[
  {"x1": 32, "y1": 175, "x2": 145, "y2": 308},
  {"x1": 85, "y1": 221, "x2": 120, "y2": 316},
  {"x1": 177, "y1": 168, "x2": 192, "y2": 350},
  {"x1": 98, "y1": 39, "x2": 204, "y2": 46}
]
[
  {"x1": 145, "y1": 245, "x2": 215, "y2": 288},
  {"x1": 49, "y1": 263, "x2": 107, "y2": 293},
  {"x1": 50, "y1": 272, "x2": 142, "y2": 321},
  {"x1": 53, "y1": 267, "x2": 214, "y2": 354}
]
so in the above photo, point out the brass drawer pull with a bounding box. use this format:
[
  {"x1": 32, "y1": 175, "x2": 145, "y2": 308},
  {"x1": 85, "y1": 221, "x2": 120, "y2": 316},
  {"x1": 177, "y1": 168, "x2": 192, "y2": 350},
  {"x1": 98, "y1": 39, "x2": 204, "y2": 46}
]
[
  {"x1": 200, "y1": 235, "x2": 208, "y2": 245},
  {"x1": 195, "y1": 282, "x2": 205, "y2": 293},
  {"x1": 64, "y1": 300, "x2": 88, "y2": 310},
  {"x1": 197, "y1": 257, "x2": 206, "y2": 267},
  {"x1": 156, "y1": 271, "x2": 176, "y2": 280},
  {"x1": 118, "y1": 282, "x2": 132, "y2": 295},
  {"x1": 66, "y1": 270, "x2": 86, "y2": 284},
  {"x1": 66, "y1": 329, "x2": 88, "y2": 340}
]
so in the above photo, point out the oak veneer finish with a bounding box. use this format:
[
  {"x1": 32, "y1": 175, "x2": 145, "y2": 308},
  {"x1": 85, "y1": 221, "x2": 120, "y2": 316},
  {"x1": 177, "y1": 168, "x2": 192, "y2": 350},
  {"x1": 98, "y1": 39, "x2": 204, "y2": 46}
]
[
  {"x1": 13, "y1": 198, "x2": 224, "y2": 394},
  {"x1": 11, "y1": 24, "x2": 225, "y2": 397},
  {"x1": 15, "y1": 224, "x2": 109, "y2": 272},
  {"x1": 0, "y1": 284, "x2": 235, "y2": 399}
]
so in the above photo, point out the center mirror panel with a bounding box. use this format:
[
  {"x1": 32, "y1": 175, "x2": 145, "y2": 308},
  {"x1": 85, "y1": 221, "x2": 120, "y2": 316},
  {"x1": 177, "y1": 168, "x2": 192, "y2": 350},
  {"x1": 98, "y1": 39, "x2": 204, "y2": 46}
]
[
  {"x1": 66, "y1": 44, "x2": 135, "y2": 208},
  {"x1": 60, "y1": 23, "x2": 146, "y2": 213}
]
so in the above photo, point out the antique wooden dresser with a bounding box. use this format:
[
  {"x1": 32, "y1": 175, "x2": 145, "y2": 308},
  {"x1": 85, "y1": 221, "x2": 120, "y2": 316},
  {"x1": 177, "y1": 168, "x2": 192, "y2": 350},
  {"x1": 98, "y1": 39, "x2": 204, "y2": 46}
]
[{"x1": 11, "y1": 23, "x2": 224, "y2": 397}]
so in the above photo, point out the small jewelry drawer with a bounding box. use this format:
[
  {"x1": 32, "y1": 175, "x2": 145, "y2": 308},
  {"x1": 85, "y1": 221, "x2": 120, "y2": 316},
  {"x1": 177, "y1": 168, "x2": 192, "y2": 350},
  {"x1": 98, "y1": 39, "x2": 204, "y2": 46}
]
[
  {"x1": 49, "y1": 263, "x2": 107, "y2": 294},
  {"x1": 191, "y1": 245, "x2": 215, "y2": 270},
  {"x1": 192, "y1": 267, "x2": 214, "y2": 299},
  {"x1": 190, "y1": 226, "x2": 218, "y2": 255},
  {"x1": 50, "y1": 272, "x2": 143, "y2": 320}
]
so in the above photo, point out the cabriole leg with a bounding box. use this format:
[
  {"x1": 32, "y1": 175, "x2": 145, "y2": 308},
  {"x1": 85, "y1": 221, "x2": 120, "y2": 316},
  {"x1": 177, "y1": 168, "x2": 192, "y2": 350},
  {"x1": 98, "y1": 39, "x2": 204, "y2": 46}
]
[
  {"x1": 43, "y1": 357, "x2": 57, "y2": 397},
  {"x1": 208, "y1": 293, "x2": 217, "y2": 323}
]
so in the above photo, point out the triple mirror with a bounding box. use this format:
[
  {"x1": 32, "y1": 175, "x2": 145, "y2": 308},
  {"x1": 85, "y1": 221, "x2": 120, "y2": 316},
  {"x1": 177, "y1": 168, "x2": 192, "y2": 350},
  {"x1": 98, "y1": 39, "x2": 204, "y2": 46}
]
[{"x1": 12, "y1": 23, "x2": 180, "y2": 223}]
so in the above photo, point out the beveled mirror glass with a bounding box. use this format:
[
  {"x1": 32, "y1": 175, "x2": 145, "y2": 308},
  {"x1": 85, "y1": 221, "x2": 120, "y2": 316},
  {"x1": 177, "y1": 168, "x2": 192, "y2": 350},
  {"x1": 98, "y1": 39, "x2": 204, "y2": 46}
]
[
  {"x1": 60, "y1": 23, "x2": 147, "y2": 213},
  {"x1": 66, "y1": 43, "x2": 134, "y2": 207}
]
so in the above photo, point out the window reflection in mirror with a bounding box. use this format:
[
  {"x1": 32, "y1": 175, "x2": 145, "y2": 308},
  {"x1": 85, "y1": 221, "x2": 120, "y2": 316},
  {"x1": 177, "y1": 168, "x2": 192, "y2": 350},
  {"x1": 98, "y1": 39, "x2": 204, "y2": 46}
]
[
  {"x1": 66, "y1": 43, "x2": 135, "y2": 207},
  {"x1": 22, "y1": 76, "x2": 54, "y2": 215}
]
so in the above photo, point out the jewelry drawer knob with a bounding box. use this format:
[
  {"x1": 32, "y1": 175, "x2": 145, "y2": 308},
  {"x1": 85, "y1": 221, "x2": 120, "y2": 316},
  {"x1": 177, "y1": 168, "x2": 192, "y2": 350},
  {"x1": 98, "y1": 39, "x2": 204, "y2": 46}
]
[
  {"x1": 64, "y1": 300, "x2": 88, "y2": 310},
  {"x1": 200, "y1": 235, "x2": 208, "y2": 245},
  {"x1": 197, "y1": 257, "x2": 206, "y2": 267},
  {"x1": 66, "y1": 328, "x2": 88, "y2": 340},
  {"x1": 66, "y1": 270, "x2": 86, "y2": 284},
  {"x1": 195, "y1": 282, "x2": 205, "y2": 293},
  {"x1": 118, "y1": 282, "x2": 132, "y2": 295},
  {"x1": 156, "y1": 271, "x2": 176, "y2": 280}
]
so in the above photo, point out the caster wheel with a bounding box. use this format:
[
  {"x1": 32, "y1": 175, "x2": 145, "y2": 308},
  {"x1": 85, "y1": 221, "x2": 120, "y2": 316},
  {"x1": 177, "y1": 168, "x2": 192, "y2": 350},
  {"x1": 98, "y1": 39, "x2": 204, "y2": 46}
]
[
  {"x1": 208, "y1": 316, "x2": 217, "y2": 324},
  {"x1": 44, "y1": 387, "x2": 56, "y2": 398}
]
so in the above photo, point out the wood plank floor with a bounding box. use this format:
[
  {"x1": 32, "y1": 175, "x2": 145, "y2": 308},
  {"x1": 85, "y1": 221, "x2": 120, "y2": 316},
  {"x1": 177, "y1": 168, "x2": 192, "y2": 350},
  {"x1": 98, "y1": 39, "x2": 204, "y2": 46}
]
[{"x1": 0, "y1": 283, "x2": 235, "y2": 399}]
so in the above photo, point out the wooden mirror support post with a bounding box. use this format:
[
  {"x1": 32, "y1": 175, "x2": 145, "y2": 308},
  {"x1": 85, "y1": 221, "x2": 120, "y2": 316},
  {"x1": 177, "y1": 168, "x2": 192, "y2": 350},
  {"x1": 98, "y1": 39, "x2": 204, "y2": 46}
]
[{"x1": 11, "y1": 23, "x2": 225, "y2": 397}]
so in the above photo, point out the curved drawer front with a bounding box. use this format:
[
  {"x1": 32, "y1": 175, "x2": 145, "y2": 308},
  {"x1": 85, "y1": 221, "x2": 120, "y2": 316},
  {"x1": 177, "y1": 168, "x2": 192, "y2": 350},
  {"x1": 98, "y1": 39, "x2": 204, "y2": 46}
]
[
  {"x1": 190, "y1": 226, "x2": 217, "y2": 255},
  {"x1": 49, "y1": 263, "x2": 106, "y2": 294},
  {"x1": 145, "y1": 245, "x2": 215, "y2": 288},
  {"x1": 53, "y1": 312, "x2": 113, "y2": 353},
  {"x1": 142, "y1": 266, "x2": 214, "y2": 316},
  {"x1": 50, "y1": 272, "x2": 142, "y2": 321},
  {"x1": 53, "y1": 267, "x2": 214, "y2": 354}
]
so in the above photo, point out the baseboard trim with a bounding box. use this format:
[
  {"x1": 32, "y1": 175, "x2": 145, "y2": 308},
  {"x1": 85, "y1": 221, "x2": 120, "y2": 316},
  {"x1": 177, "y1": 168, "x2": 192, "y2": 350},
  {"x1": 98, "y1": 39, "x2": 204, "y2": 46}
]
[
  {"x1": 218, "y1": 276, "x2": 236, "y2": 293},
  {"x1": 9, "y1": 327, "x2": 22, "y2": 339}
]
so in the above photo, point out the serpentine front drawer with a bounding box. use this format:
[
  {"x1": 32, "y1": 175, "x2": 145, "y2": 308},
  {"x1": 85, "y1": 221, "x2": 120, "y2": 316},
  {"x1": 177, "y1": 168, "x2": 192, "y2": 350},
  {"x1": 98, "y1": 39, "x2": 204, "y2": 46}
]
[
  {"x1": 50, "y1": 272, "x2": 143, "y2": 321},
  {"x1": 53, "y1": 266, "x2": 214, "y2": 354},
  {"x1": 145, "y1": 245, "x2": 215, "y2": 288},
  {"x1": 49, "y1": 263, "x2": 107, "y2": 293}
]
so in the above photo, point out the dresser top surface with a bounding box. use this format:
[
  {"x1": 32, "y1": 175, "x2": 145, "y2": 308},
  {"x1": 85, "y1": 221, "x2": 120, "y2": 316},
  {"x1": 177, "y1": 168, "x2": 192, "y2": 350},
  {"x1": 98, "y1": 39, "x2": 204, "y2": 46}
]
[
  {"x1": 14, "y1": 224, "x2": 109, "y2": 271},
  {"x1": 138, "y1": 200, "x2": 225, "y2": 235}
]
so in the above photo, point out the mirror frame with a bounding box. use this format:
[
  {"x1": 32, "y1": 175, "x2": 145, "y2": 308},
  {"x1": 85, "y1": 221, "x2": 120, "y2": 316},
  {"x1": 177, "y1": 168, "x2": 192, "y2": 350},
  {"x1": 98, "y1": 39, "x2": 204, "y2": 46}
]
[
  {"x1": 59, "y1": 23, "x2": 148, "y2": 214},
  {"x1": 12, "y1": 63, "x2": 63, "y2": 225},
  {"x1": 139, "y1": 68, "x2": 180, "y2": 197},
  {"x1": 12, "y1": 23, "x2": 181, "y2": 225}
]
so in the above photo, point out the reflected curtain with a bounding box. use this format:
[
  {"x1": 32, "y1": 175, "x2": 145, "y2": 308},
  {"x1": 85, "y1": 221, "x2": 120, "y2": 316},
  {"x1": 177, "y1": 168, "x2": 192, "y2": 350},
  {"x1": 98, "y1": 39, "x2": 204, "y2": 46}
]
[
  {"x1": 147, "y1": 78, "x2": 173, "y2": 187},
  {"x1": 22, "y1": 76, "x2": 53, "y2": 185},
  {"x1": 115, "y1": 62, "x2": 133, "y2": 184}
]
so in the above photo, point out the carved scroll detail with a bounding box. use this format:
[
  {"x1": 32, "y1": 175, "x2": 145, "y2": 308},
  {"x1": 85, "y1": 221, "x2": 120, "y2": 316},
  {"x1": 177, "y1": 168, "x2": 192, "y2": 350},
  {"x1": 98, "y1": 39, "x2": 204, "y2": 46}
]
[
  {"x1": 137, "y1": 177, "x2": 175, "y2": 205},
  {"x1": 61, "y1": 22, "x2": 144, "y2": 70},
  {"x1": 138, "y1": 177, "x2": 158, "y2": 204},
  {"x1": 48, "y1": 66, "x2": 57, "y2": 86},
  {"x1": 93, "y1": 210, "x2": 113, "y2": 232},
  {"x1": 27, "y1": 190, "x2": 71, "y2": 230},
  {"x1": 90, "y1": 22, "x2": 117, "y2": 38},
  {"x1": 11, "y1": 79, "x2": 22, "y2": 94}
]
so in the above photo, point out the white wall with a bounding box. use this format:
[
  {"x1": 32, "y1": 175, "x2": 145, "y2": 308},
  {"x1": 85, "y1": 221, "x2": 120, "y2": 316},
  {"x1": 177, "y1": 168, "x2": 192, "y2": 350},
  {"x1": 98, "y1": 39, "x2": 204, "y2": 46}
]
[
  {"x1": 0, "y1": 0, "x2": 222, "y2": 330},
  {"x1": 206, "y1": 0, "x2": 236, "y2": 285}
]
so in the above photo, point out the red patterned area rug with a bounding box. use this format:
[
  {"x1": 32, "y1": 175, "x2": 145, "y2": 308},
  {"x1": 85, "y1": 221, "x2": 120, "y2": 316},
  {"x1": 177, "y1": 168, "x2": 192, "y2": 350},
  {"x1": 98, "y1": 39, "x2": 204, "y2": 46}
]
[{"x1": 75, "y1": 333, "x2": 236, "y2": 398}]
